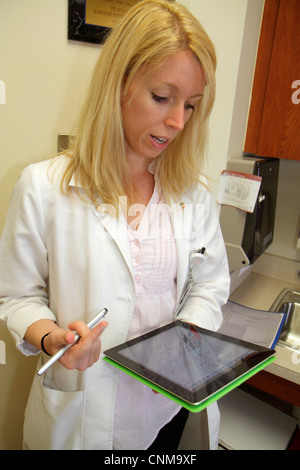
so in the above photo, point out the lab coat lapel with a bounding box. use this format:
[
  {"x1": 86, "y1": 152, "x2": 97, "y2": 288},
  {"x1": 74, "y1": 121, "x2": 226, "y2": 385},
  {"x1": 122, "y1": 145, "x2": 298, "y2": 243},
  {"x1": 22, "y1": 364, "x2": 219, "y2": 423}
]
[
  {"x1": 68, "y1": 177, "x2": 134, "y2": 276},
  {"x1": 90, "y1": 204, "x2": 134, "y2": 277},
  {"x1": 168, "y1": 199, "x2": 192, "y2": 303}
]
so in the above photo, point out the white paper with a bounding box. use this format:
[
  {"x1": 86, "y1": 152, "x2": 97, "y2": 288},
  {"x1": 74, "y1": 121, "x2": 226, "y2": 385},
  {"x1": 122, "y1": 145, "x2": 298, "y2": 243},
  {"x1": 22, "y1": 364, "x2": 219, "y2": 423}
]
[
  {"x1": 217, "y1": 170, "x2": 262, "y2": 213},
  {"x1": 218, "y1": 301, "x2": 285, "y2": 349}
]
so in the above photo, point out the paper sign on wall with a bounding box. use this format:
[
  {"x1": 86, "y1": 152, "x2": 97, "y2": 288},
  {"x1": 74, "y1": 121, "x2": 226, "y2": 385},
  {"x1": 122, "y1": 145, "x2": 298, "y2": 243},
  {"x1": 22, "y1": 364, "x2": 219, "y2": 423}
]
[{"x1": 217, "y1": 170, "x2": 262, "y2": 213}]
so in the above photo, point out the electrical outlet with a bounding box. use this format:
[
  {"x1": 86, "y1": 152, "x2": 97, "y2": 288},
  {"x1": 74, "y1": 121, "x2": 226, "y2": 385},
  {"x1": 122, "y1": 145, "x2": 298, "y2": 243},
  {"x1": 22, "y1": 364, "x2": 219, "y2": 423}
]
[{"x1": 57, "y1": 134, "x2": 75, "y2": 152}]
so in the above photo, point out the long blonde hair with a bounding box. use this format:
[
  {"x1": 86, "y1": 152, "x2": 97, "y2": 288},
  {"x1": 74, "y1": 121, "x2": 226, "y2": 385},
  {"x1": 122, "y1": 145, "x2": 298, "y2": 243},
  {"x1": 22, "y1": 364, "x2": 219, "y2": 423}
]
[{"x1": 62, "y1": 0, "x2": 216, "y2": 209}]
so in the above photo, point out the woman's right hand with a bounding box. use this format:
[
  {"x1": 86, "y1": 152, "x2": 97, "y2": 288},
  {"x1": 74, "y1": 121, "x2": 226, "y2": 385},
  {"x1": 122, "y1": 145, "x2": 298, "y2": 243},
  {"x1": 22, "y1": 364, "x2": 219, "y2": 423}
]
[{"x1": 43, "y1": 320, "x2": 108, "y2": 371}]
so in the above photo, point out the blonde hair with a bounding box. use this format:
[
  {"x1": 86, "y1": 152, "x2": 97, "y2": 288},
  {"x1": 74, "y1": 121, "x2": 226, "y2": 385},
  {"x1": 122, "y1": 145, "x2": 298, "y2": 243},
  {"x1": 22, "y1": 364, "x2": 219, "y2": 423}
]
[{"x1": 62, "y1": 0, "x2": 216, "y2": 209}]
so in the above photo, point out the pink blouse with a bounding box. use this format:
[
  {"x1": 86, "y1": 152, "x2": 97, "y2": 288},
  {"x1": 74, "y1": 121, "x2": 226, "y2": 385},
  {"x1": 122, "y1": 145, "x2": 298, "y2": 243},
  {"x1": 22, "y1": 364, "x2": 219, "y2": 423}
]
[{"x1": 113, "y1": 185, "x2": 181, "y2": 449}]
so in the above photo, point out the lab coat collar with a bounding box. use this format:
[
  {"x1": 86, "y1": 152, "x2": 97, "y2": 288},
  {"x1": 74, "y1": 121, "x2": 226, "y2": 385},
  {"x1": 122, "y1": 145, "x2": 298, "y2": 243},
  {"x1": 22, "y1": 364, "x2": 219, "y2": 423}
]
[{"x1": 68, "y1": 173, "x2": 83, "y2": 188}]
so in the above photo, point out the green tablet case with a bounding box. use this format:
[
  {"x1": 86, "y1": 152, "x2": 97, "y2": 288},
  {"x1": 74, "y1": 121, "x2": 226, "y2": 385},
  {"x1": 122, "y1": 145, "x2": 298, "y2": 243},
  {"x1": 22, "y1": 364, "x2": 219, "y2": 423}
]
[{"x1": 103, "y1": 355, "x2": 276, "y2": 413}]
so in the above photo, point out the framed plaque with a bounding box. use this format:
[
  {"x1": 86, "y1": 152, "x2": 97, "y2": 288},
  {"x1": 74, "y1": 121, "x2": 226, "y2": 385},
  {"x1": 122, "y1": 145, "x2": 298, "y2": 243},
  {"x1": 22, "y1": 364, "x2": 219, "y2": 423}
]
[
  {"x1": 68, "y1": 0, "x2": 140, "y2": 44},
  {"x1": 68, "y1": 0, "x2": 174, "y2": 45}
]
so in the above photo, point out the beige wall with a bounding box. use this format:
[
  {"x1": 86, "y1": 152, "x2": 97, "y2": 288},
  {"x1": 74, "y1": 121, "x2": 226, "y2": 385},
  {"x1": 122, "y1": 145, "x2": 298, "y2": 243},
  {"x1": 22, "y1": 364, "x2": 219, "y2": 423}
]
[
  {"x1": 0, "y1": 1, "x2": 101, "y2": 231},
  {"x1": 0, "y1": 0, "x2": 269, "y2": 450}
]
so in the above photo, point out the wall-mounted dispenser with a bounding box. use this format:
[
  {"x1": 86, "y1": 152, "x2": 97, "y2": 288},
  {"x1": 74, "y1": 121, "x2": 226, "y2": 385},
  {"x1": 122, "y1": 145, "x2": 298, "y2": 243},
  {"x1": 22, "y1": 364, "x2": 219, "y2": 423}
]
[{"x1": 219, "y1": 156, "x2": 279, "y2": 272}]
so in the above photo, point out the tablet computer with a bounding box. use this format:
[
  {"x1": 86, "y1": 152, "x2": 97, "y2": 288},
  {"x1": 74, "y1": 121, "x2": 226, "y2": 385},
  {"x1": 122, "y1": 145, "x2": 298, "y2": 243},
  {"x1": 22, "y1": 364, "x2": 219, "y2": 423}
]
[{"x1": 103, "y1": 321, "x2": 275, "y2": 412}]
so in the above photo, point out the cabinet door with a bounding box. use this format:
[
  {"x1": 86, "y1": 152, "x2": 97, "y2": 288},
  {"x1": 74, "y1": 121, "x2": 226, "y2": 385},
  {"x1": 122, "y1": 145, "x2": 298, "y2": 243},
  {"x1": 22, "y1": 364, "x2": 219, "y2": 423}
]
[{"x1": 244, "y1": 0, "x2": 300, "y2": 160}]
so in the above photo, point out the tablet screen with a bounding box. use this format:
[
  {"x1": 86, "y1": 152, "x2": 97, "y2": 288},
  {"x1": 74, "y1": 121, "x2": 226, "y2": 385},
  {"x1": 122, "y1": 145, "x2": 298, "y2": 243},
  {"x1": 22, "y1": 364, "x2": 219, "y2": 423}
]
[{"x1": 104, "y1": 321, "x2": 274, "y2": 405}]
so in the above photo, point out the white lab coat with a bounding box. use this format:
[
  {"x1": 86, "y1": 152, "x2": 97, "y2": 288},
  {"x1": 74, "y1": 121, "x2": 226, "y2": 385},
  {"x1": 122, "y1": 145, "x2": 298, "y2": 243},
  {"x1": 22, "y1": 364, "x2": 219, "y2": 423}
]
[{"x1": 0, "y1": 156, "x2": 230, "y2": 450}]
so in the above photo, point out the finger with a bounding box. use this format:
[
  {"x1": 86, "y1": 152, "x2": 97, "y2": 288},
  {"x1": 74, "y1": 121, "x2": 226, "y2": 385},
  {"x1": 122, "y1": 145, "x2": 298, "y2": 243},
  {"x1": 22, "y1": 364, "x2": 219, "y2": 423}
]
[
  {"x1": 67, "y1": 320, "x2": 91, "y2": 339},
  {"x1": 89, "y1": 321, "x2": 108, "y2": 339},
  {"x1": 65, "y1": 320, "x2": 107, "y2": 355},
  {"x1": 66, "y1": 320, "x2": 108, "y2": 347},
  {"x1": 88, "y1": 322, "x2": 108, "y2": 362},
  {"x1": 64, "y1": 330, "x2": 77, "y2": 345},
  {"x1": 44, "y1": 328, "x2": 75, "y2": 356}
]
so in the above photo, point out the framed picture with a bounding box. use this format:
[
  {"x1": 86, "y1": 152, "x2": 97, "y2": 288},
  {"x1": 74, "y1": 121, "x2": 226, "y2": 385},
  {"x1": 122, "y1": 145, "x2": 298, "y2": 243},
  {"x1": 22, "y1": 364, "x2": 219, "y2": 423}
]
[{"x1": 68, "y1": 0, "x2": 174, "y2": 45}]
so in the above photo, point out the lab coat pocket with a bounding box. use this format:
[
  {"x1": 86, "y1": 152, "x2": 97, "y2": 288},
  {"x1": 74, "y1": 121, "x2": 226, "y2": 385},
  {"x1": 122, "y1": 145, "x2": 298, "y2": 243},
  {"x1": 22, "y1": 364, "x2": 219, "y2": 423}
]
[{"x1": 23, "y1": 374, "x2": 85, "y2": 450}]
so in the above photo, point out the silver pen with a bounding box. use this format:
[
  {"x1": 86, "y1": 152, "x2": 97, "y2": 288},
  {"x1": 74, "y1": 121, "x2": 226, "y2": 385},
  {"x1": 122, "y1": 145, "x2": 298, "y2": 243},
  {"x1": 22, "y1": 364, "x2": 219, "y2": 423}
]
[{"x1": 37, "y1": 308, "x2": 108, "y2": 376}]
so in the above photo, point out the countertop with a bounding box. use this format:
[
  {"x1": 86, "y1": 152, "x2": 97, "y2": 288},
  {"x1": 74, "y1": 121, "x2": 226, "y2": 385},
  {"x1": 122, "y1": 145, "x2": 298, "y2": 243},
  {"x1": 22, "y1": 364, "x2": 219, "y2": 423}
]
[{"x1": 229, "y1": 254, "x2": 300, "y2": 385}]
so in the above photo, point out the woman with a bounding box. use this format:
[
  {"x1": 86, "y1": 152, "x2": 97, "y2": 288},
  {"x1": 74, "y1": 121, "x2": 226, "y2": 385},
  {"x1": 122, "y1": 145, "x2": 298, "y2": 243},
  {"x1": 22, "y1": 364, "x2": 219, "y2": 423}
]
[{"x1": 0, "y1": 0, "x2": 229, "y2": 450}]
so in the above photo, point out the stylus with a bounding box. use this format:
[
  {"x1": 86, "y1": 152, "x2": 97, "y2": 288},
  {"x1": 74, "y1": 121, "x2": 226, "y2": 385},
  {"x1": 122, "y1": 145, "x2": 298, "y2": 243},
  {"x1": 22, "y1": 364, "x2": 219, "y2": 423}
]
[{"x1": 37, "y1": 308, "x2": 108, "y2": 376}]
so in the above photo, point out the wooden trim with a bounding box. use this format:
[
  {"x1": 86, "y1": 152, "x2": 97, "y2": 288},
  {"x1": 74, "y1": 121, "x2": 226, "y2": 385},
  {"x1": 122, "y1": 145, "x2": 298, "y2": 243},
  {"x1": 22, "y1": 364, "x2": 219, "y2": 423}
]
[
  {"x1": 257, "y1": 0, "x2": 300, "y2": 159},
  {"x1": 246, "y1": 370, "x2": 300, "y2": 407},
  {"x1": 244, "y1": 0, "x2": 280, "y2": 154}
]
